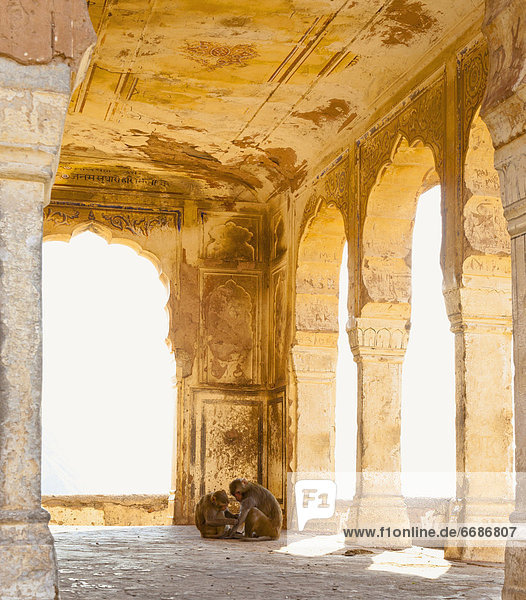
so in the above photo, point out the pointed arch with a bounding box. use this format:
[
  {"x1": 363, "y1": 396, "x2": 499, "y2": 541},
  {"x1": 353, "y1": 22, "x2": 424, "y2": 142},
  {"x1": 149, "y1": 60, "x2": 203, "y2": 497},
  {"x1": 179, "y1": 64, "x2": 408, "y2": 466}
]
[{"x1": 291, "y1": 200, "x2": 347, "y2": 475}]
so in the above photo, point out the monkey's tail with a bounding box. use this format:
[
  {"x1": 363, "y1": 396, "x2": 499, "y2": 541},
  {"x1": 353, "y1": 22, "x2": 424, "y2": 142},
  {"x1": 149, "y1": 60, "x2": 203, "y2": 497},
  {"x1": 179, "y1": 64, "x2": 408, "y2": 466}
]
[{"x1": 238, "y1": 535, "x2": 278, "y2": 542}]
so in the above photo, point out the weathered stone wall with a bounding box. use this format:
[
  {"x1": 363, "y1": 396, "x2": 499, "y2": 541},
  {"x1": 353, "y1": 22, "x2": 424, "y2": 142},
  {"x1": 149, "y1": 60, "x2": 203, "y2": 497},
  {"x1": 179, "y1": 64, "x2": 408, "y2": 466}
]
[
  {"x1": 0, "y1": 1, "x2": 94, "y2": 70},
  {"x1": 42, "y1": 495, "x2": 170, "y2": 526},
  {"x1": 43, "y1": 193, "x2": 276, "y2": 525}
]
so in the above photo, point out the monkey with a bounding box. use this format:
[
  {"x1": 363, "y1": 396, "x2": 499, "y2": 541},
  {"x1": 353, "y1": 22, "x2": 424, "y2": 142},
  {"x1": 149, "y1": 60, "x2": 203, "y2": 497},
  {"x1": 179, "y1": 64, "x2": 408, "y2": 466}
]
[
  {"x1": 227, "y1": 478, "x2": 282, "y2": 540},
  {"x1": 195, "y1": 490, "x2": 239, "y2": 539}
]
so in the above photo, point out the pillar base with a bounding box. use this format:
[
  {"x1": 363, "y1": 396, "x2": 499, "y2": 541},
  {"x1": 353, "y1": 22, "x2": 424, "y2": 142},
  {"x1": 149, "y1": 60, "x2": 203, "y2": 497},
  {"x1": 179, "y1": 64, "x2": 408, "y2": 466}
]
[
  {"x1": 346, "y1": 495, "x2": 411, "y2": 549},
  {"x1": 444, "y1": 498, "x2": 514, "y2": 563},
  {"x1": 0, "y1": 509, "x2": 59, "y2": 600},
  {"x1": 503, "y1": 546, "x2": 526, "y2": 600}
]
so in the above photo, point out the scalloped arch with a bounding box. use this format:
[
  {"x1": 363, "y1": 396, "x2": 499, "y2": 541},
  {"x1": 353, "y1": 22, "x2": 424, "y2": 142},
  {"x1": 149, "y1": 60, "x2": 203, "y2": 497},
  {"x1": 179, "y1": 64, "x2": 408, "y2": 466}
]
[
  {"x1": 43, "y1": 222, "x2": 173, "y2": 351},
  {"x1": 359, "y1": 136, "x2": 439, "y2": 314}
]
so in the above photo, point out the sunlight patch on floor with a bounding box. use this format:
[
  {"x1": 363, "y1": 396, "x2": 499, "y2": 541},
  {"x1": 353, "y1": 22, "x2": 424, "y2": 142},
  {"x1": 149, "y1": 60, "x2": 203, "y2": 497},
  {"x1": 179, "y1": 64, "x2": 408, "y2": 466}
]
[
  {"x1": 367, "y1": 547, "x2": 451, "y2": 579},
  {"x1": 276, "y1": 534, "x2": 346, "y2": 557}
]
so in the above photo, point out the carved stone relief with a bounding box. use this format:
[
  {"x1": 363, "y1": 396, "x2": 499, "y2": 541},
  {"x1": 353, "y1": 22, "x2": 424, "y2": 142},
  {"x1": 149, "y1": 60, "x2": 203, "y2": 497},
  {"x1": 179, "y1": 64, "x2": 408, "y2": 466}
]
[
  {"x1": 299, "y1": 154, "x2": 350, "y2": 241},
  {"x1": 271, "y1": 269, "x2": 287, "y2": 384},
  {"x1": 349, "y1": 318, "x2": 409, "y2": 353},
  {"x1": 458, "y1": 40, "x2": 489, "y2": 161},
  {"x1": 481, "y1": 0, "x2": 526, "y2": 125},
  {"x1": 44, "y1": 203, "x2": 180, "y2": 237},
  {"x1": 299, "y1": 192, "x2": 321, "y2": 243},
  {"x1": 200, "y1": 212, "x2": 260, "y2": 262},
  {"x1": 201, "y1": 273, "x2": 260, "y2": 384},
  {"x1": 459, "y1": 43, "x2": 511, "y2": 264},
  {"x1": 358, "y1": 77, "x2": 445, "y2": 213},
  {"x1": 324, "y1": 158, "x2": 350, "y2": 220},
  {"x1": 463, "y1": 197, "x2": 511, "y2": 255}
]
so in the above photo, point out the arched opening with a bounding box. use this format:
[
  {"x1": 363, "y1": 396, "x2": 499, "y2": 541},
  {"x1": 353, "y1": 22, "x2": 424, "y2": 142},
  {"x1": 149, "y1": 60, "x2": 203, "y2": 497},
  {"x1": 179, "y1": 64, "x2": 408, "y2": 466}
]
[
  {"x1": 335, "y1": 242, "x2": 358, "y2": 499},
  {"x1": 352, "y1": 136, "x2": 452, "y2": 534},
  {"x1": 401, "y1": 185, "x2": 455, "y2": 497},
  {"x1": 293, "y1": 201, "x2": 349, "y2": 478},
  {"x1": 42, "y1": 230, "x2": 176, "y2": 500}
]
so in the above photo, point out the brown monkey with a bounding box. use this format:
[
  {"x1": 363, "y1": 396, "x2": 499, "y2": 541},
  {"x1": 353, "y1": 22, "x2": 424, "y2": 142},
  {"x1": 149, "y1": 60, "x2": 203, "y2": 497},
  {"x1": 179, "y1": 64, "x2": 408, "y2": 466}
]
[
  {"x1": 195, "y1": 490, "x2": 239, "y2": 539},
  {"x1": 228, "y1": 478, "x2": 282, "y2": 540}
]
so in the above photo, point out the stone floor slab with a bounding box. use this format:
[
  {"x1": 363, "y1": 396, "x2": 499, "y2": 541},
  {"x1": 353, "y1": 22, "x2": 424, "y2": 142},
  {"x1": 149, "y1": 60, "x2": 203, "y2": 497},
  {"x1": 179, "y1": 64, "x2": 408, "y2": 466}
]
[{"x1": 51, "y1": 526, "x2": 504, "y2": 599}]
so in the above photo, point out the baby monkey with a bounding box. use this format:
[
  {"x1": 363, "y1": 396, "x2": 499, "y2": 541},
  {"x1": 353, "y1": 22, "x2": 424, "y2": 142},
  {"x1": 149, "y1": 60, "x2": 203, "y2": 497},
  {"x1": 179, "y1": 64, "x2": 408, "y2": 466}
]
[{"x1": 195, "y1": 489, "x2": 239, "y2": 539}]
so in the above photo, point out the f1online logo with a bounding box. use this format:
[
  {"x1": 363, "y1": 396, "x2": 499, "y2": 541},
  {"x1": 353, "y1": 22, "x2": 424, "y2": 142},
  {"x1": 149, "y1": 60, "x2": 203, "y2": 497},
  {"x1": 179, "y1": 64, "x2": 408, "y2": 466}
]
[{"x1": 294, "y1": 480, "x2": 336, "y2": 531}]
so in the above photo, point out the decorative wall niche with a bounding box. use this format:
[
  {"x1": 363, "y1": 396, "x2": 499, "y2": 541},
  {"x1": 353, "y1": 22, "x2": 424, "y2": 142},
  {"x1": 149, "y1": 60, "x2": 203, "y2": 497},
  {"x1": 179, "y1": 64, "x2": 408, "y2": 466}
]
[
  {"x1": 199, "y1": 211, "x2": 261, "y2": 262},
  {"x1": 270, "y1": 267, "x2": 287, "y2": 385},
  {"x1": 200, "y1": 272, "x2": 261, "y2": 385},
  {"x1": 267, "y1": 391, "x2": 285, "y2": 504},
  {"x1": 271, "y1": 211, "x2": 287, "y2": 261}
]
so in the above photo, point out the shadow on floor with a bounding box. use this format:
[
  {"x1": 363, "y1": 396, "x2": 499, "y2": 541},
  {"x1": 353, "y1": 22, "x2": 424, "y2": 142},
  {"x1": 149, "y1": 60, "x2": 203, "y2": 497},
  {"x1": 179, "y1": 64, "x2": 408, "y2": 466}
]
[{"x1": 52, "y1": 526, "x2": 504, "y2": 600}]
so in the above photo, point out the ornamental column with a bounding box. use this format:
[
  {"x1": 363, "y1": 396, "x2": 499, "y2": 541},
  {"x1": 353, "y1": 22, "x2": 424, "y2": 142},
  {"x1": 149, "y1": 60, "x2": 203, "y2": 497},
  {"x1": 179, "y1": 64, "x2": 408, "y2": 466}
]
[
  {"x1": 443, "y1": 287, "x2": 514, "y2": 562},
  {"x1": 481, "y1": 0, "x2": 526, "y2": 594},
  {"x1": 0, "y1": 5, "x2": 95, "y2": 598},
  {"x1": 347, "y1": 316, "x2": 411, "y2": 547}
]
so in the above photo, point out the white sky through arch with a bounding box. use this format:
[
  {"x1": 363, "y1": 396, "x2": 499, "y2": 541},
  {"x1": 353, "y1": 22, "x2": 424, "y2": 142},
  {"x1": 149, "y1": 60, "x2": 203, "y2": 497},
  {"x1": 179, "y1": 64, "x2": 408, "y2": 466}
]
[{"x1": 42, "y1": 231, "x2": 176, "y2": 495}]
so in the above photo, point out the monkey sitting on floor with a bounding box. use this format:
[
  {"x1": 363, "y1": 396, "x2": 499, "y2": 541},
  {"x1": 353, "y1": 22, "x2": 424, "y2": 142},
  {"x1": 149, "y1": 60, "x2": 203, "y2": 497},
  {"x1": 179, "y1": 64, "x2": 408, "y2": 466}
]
[
  {"x1": 227, "y1": 478, "x2": 282, "y2": 540},
  {"x1": 195, "y1": 490, "x2": 239, "y2": 539}
]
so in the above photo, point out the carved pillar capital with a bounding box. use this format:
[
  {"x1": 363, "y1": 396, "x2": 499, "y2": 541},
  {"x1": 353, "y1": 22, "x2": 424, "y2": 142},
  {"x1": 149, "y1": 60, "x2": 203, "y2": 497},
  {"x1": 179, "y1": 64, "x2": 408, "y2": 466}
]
[
  {"x1": 348, "y1": 316, "x2": 409, "y2": 361},
  {"x1": 0, "y1": 58, "x2": 76, "y2": 205},
  {"x1": 491, "y1": 141, "x2": 526, "y2": 238}
]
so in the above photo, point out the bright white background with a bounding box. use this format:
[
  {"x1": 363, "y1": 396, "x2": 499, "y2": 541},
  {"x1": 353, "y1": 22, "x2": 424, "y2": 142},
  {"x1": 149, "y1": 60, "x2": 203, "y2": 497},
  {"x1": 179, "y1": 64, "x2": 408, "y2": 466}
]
[
  {"x1": 42, "y1": 232, "x2": 175, "y2": 494},
  {"x1": 42, "y1": 186, "x2": 456, "y2": 497}
]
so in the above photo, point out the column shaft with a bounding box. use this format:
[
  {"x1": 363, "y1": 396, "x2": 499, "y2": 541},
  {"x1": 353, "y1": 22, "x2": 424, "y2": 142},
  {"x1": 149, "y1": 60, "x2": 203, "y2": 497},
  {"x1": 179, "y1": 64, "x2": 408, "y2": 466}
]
[
  {"x1": 0, "y1": 57, "x2": 78, "y2": 600},
  {"x1": 347, "y1": 317, "x2": 410, "y2": 547},
  {"x1": 291, "y1": 343, "x2": 337, "y2": 474},
  {"x1": 444, "y1": 304, "x2": 514, "y2": 561}
]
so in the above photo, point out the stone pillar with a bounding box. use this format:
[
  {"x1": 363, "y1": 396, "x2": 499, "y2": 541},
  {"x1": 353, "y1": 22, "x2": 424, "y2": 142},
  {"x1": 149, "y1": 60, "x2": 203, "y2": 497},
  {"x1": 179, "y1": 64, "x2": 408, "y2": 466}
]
[
  {"x1": 0, "y1": 53, "x2": 92, "y2": 599},
  {"x1": 347, "y1": 316, "x2": 411, "y2": 547},
  {"x1": 481, "y1": 0, "x2": 526, "y2": 593},
  {"x1": 444, "y1": 288, "x2": 513, "y2": 562},
  {"x1": 291, "y1": 340, "x2": 338, "y2": 474}
]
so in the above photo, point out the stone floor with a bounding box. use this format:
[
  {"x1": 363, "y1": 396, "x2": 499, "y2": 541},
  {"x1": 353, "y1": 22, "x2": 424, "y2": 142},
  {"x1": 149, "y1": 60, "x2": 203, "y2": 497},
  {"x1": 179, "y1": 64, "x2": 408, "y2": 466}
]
[{"x1": 52, "y1": 526, "x2": 504, "y2": 599}]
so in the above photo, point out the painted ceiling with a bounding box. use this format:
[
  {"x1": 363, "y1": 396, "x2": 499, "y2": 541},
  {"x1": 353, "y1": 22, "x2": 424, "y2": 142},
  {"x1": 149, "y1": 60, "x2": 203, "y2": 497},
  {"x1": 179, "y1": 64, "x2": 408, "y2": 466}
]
[{"x1": 57, "y1": 0, "x2": 484, "y2": 202}]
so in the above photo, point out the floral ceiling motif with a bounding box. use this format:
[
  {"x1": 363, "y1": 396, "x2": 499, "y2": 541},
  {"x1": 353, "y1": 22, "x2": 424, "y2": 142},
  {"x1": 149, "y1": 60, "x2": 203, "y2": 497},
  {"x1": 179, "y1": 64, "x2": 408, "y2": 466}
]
[{"x1": 183, "y1": 41, "x2": 258, "y2": 70}]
